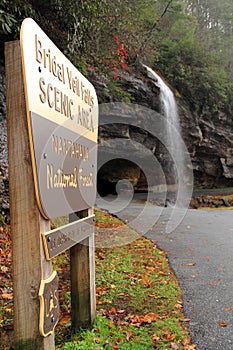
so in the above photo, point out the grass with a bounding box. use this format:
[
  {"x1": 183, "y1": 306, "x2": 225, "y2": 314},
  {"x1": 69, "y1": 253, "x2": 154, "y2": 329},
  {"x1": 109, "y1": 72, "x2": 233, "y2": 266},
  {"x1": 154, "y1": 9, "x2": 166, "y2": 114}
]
[
  {"x1": 59, "y1": 209, "x2": 195, "y2": 349},
  {"x1": 0, "y1": 209, "x2": 195, "y2": 350}
]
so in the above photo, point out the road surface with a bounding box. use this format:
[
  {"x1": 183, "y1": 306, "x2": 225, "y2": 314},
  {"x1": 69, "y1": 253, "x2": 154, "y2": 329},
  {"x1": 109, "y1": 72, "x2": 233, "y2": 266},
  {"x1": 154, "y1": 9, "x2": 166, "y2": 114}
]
[{"x1": 96, "y1": 194, "x2": 233, "y2": 350}]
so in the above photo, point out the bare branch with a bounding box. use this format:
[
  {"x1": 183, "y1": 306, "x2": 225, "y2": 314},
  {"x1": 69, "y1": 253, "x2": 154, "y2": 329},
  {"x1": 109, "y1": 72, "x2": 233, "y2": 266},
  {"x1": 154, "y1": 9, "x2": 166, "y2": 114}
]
[{"x1": 160, "y1": 0, "x2": 174, "y2": 19}]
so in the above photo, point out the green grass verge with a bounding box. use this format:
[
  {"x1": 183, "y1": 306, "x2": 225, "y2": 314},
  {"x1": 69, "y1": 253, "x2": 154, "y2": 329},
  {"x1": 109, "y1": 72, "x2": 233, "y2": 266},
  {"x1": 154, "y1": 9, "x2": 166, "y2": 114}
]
[{"x1": 60, "y1": 209, "x2": 194, "y2": 349}]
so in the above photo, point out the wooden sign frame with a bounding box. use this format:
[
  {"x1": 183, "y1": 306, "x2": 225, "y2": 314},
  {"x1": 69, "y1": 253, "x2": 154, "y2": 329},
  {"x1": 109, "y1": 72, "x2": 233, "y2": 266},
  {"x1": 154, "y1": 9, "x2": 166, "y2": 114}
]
[{"x1": 5, "y1": 18, "x2": 97, "y2": 350}]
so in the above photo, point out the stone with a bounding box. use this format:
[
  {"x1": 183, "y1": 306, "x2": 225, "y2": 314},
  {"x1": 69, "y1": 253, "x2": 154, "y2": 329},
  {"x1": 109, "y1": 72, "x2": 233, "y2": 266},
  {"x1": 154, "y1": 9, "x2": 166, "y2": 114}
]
[{"x1": 220, "y1": 158, "x2": 233, "y2": 179}]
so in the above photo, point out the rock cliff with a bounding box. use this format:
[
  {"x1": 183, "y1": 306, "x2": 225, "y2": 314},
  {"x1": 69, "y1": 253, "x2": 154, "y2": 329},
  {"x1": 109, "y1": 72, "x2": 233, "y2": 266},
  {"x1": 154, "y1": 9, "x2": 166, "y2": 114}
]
[{"x1": 90, "y1": 65, "x2": 233, "y2": 193}]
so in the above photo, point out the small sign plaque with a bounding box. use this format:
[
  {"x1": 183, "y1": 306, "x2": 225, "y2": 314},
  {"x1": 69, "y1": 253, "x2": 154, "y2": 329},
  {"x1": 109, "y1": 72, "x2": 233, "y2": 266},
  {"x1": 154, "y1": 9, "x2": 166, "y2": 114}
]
[
  {"x1": 39, "y1": 271, "x2": 60, "y2": 337},
  {"x1": 42, "y1": 215, "x2": 94, "y2": 260},
  {"x1": 20, "y1": 18, "x2": 98, "y2": 219}
]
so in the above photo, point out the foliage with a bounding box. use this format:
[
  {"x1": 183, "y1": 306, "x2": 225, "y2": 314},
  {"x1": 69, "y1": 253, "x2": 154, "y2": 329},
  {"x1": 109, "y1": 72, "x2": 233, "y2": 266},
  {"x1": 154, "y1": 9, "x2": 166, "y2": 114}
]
[
  {"x1": 153, "y1": 0, "x2": 232, "y2": 115},
  {"x1": 1, "y1": 0, "x2": 233, "y2": 116},
  {"x1": 107, "y1": 81, "x2": 133, "y2": 103},
  {"x1": 0, "y1": 0, "x2": 37, "y2": 36}
]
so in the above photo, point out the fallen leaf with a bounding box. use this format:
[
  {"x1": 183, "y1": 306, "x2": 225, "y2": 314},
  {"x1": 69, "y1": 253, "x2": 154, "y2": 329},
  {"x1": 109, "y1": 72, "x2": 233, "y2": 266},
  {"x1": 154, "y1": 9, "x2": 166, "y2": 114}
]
[
  {"x1": 158, "y1": 271, "x2": 166, "y2": 275},
  {"x1": 96, "y1": 252, "x2": 104, "y2": 260},
  {"x1": 182, "y1": 338, "x2": 191, "y2": 346},
  {"x1": 140, "y1": 275, "x2": 153, "y2": 287},
  {"x1": 5, "y1": 307, "x2": 12, "y2": 313},
  {"x1": 171, "y1": 342, "x2": 179, "y2": 350},
  {"x1": 152, "y1": 334, "x2": 160, "y2": 342},
  {"x1": 224, "y1": 307, "x2": 232, "y2": 312},
  {"x1": 109, "y1": 307, "x2": 117, "y2": 314},
  {"x1": 142, "y1": 313, "x2": 158, "y2": 323},
  {"x1": 1, "y1": 266, "x2": 8, "y2": 273},
  {"x1": 146, "y1": 266, "x2": 156, "y2": 271},
  {"x1": 207, "y1": 279, "x2": 220, "y2": 286},
  {"x1": 1, "y1": 293, "x2": 13, "y2": 300},
  {"x1": 126, "y1": 331, "x2": 133, "y2": 341},
  {"x1": 126, "y1": 312, "x2": 158, "y2": 326},
  {"x1": 59, "y1": 314, "x2": 70, "y2": 325},
  {"x1": 218, "y1": 321, "x2": 228, "y2": 327},
  {"x1": 117, "y1": 310, "x2": 126, "y2": 314},
  {"x1": 118, "y1": 292, "x2": 127, "y2": 296},
  {"x1": 96, "y1": 287, "x2": 104, "y2": 294},
  {"x1": 166, "y1": 333, "x2": 175, "y2": 341},
  {"x1": 161, "y1": 279, "x2": 168, "y2": 284},
  {"x1": 184, "y1": 345, "x2": 197, "y2": 350},
  {"x1": 105, "y1": 299, "x2": 112, "y2": 304}
]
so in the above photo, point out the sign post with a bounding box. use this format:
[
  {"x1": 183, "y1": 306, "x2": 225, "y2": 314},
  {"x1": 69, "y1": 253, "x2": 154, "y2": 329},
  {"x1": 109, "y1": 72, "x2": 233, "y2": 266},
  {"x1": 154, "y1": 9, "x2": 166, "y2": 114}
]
[{"x1": 5, "y1": 18, "x2": 98, "y2": 350}]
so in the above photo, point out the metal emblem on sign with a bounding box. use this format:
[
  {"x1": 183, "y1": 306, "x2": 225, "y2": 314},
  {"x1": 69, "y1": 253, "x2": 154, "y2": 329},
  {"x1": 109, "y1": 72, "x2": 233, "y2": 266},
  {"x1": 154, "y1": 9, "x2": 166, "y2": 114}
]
[
  {"x1": 39, "y1": 271, "x2": 60, "y2": 337},
  {"x1": 20, "y1": 18, "x2": 98, "y2": 219}
]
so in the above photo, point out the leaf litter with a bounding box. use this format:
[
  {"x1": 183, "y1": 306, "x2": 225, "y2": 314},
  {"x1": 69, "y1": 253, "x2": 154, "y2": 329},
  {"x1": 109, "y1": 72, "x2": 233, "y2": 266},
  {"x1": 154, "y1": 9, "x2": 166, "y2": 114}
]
[{"x1": 0, "y1": 209, "x2": 196, "y2": 349}]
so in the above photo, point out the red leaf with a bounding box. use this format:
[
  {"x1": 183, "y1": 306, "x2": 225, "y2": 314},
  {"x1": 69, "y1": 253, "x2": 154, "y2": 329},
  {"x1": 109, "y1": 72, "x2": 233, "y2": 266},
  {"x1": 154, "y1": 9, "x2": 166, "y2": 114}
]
[
  {"x1": 94, "y1": 337, "x2": 101, "y2": 343},
  {"x1": 109, "y1": 307, "x2": 117, "y2": 314},
  {"x1": 207, "y1": 279, "x2": 220, "y2": 286},
  {"x1": 1, "y1": 293, "x2": 13, "y2": 300},
  {"x1": 224, "y1": 307, "x2": 232, "y2": 312},
  {"x1": 126, "y1": 331, "x2": 133, "y2": 341}
]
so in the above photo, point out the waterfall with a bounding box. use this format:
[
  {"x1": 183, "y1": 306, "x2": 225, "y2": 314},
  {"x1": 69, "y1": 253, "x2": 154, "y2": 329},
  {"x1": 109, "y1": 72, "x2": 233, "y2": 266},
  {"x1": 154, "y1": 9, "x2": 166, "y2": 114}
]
[{"x1": 144, "y1": 65, "x2": 189, "y2": 207}]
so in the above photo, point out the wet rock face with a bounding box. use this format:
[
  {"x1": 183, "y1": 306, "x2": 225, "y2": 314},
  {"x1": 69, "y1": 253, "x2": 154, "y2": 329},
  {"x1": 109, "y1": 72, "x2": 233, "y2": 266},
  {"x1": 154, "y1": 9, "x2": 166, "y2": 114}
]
[
  {"x1": 92, "y1": 67, "x2": 233, "y2": 192},
  {"x1": 183, "y1": 111, "x2": 233, "y2": 187}
]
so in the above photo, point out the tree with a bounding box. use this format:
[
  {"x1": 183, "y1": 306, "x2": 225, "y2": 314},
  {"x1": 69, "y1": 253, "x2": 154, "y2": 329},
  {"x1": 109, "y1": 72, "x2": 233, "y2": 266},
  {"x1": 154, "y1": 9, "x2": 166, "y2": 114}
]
[
  {"x1": 1, "y1": 0, "x2": 233, "y2": 116},
  {"x1": 154, "y1": 0, "x2": 232, "y2": 116}
]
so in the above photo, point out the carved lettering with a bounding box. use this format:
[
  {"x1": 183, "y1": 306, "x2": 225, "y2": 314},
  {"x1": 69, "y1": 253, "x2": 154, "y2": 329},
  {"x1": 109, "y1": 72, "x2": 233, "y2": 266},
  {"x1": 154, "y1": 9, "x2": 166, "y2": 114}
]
[
  {"x1": 51, "y1": 134, "x2": 89, "y2": 160},
  {"x1": 47, "y1": 164, "x2": 78, "y2": 189},
  {"x1": 79, "y1": 168, "x2": 93, "y2": 187},
  {"x1": 77, "y1": 105, "x2": 94, "y2": 132},
  {"x1": 38, "y1": 78, "x2": 74, "y2": 119}
]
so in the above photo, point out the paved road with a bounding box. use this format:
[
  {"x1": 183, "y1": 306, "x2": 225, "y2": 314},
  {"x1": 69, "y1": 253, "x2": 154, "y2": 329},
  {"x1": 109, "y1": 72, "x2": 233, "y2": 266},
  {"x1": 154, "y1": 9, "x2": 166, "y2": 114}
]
[{"x1": 96, "y1": 194, "x2": 233, "y2": 350}]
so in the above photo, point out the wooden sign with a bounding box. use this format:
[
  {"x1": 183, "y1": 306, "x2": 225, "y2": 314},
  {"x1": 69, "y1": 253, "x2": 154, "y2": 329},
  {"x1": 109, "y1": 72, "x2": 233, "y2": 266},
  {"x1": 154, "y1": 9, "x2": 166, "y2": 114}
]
[
  {"x1": 20, "y1": 18, "x2": 98, "y2": 219},
  {"x1": 39, "y1": 271, "x2": 60, "y2": 337},
  {"x1": 42, "y1": 214, "x2": 94, "y2": 260},
  {"x1": 5, "y1": 19, "x2": 96, "y2": 349}
]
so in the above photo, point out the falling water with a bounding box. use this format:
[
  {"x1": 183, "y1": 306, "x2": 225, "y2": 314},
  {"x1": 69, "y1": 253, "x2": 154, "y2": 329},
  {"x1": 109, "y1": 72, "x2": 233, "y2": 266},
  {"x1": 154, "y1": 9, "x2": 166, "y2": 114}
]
[{"x1": 144, "y1": 65, "x2": 189, "y2": 207}]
